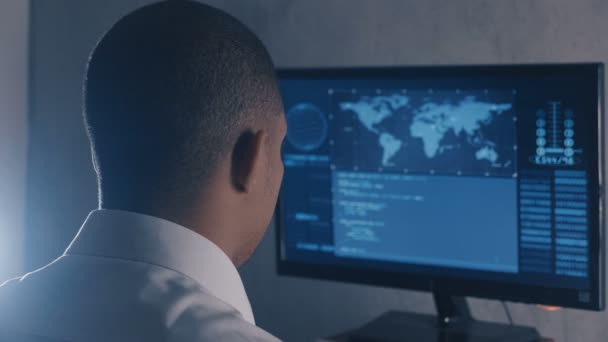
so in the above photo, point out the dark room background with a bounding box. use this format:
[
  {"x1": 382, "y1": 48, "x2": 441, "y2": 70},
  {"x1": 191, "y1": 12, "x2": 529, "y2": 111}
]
[{"x1": 7, "y1": 0, "x2": 608, "y2": 341}]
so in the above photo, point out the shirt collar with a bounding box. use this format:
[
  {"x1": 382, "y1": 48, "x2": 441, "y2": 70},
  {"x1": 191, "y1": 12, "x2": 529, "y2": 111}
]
[{"x1": 64, "y1": 209, "x2": 255, "y2": 325}]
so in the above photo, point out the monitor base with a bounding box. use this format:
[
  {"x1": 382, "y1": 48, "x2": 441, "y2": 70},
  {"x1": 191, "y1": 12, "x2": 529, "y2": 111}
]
[
  {"x1": 329, "y1": 293, "x2": 543, "y2": 342},
  {"x1": 331, "y1": 310, "x2": 543, "y2": 342}
]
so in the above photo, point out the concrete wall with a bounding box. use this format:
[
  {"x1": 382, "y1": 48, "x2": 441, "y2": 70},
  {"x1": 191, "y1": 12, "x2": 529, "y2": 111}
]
[
  {"x1": 27, "y1": 1, "x2": 608, "y2": 341},
  {"x1": 0, "y1": 0, "x2": 29, "y2": 281}
]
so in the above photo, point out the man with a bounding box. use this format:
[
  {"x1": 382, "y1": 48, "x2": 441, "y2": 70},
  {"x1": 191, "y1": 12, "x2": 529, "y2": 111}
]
[{"x1": 0, "y1": 1, "x2": 285, "y2": 341}]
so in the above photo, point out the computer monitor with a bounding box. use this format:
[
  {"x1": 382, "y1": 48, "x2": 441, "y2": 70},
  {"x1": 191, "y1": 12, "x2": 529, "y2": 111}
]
[{"x1": 276, "y1": 63, "x2": 604, "y2": 311}]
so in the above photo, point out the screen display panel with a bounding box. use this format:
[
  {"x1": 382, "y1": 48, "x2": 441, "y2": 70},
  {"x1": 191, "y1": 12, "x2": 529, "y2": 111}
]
[{"x1": 277, "y1": 64, "x2": 604, "y2": 310}]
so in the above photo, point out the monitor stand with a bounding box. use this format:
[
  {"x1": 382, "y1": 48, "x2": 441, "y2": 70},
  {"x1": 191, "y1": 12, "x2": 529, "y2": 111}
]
[{"x1": 333, "y1": 292, "x2": 542, "y2": 342}]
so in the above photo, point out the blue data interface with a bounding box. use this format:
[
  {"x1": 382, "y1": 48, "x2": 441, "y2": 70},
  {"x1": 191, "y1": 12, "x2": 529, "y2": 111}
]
[{"x1": 279, "y1": 72, "x2": 599, "y2": 289}]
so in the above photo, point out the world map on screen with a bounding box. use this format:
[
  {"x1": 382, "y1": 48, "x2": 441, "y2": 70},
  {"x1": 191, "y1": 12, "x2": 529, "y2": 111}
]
[{"x1": 333, "y1": 90, "x2": 516, "y2": 176}]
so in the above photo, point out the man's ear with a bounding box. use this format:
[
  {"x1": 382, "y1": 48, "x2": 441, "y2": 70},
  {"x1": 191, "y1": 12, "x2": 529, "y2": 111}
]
[{"x1": 231, "y1": 129, "x2": 269, "y2": 193}]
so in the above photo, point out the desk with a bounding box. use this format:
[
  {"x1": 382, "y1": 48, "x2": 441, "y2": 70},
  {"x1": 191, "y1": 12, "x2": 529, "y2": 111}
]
[{"x1": 324, "y1": 311, "x2": 553, "y2": 342}]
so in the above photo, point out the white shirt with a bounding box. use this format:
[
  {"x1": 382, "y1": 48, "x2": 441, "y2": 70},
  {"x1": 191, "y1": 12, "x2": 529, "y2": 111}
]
[{"x1": 0, "y1": 209, "x2": 280, "y2": 341}]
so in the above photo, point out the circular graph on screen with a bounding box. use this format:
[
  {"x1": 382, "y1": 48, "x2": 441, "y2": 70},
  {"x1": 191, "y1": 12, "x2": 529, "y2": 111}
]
[{"x1": 286, "y1": 103, "x2": 328, "y2": 151}]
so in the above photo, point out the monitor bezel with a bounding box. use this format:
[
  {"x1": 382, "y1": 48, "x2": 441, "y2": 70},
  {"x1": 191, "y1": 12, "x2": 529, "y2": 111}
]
[{"x1": 275, "y1": 63, "x2": 605, "y2": 311}]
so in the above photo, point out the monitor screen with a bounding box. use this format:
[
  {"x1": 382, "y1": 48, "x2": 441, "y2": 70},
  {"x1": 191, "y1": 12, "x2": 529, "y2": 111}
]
[{"x1": 276, "y1": 64, "x2": 604, "y2": 310}]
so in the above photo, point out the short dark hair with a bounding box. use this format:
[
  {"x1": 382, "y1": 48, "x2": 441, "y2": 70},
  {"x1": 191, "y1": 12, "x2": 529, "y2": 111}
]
[{"x1": 84, "y1": 0, "x2": 281, "y2": 215}]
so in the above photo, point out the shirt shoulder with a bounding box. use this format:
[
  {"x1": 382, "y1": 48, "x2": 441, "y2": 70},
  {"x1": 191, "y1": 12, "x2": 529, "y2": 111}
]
[
  {"x1": 137, "y1": 259, "x2": 281, "y2": 341},
  {"x1": 0, "y1": 255, "x2": 280, "y2": 342},
  {"x1": 166, "y1": 294, "x2": 280, "y2": 342}
]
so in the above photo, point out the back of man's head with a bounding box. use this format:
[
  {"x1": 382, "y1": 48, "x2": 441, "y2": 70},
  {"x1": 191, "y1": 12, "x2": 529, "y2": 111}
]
[{"x1": 84, "y1": 0, "x2": 281, "y2": 220}]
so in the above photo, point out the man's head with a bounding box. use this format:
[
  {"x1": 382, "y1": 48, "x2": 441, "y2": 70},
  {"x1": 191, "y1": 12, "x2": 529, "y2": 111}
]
[{"x1": 84, "y1": 0, "x2": 286, "y2": 266}]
